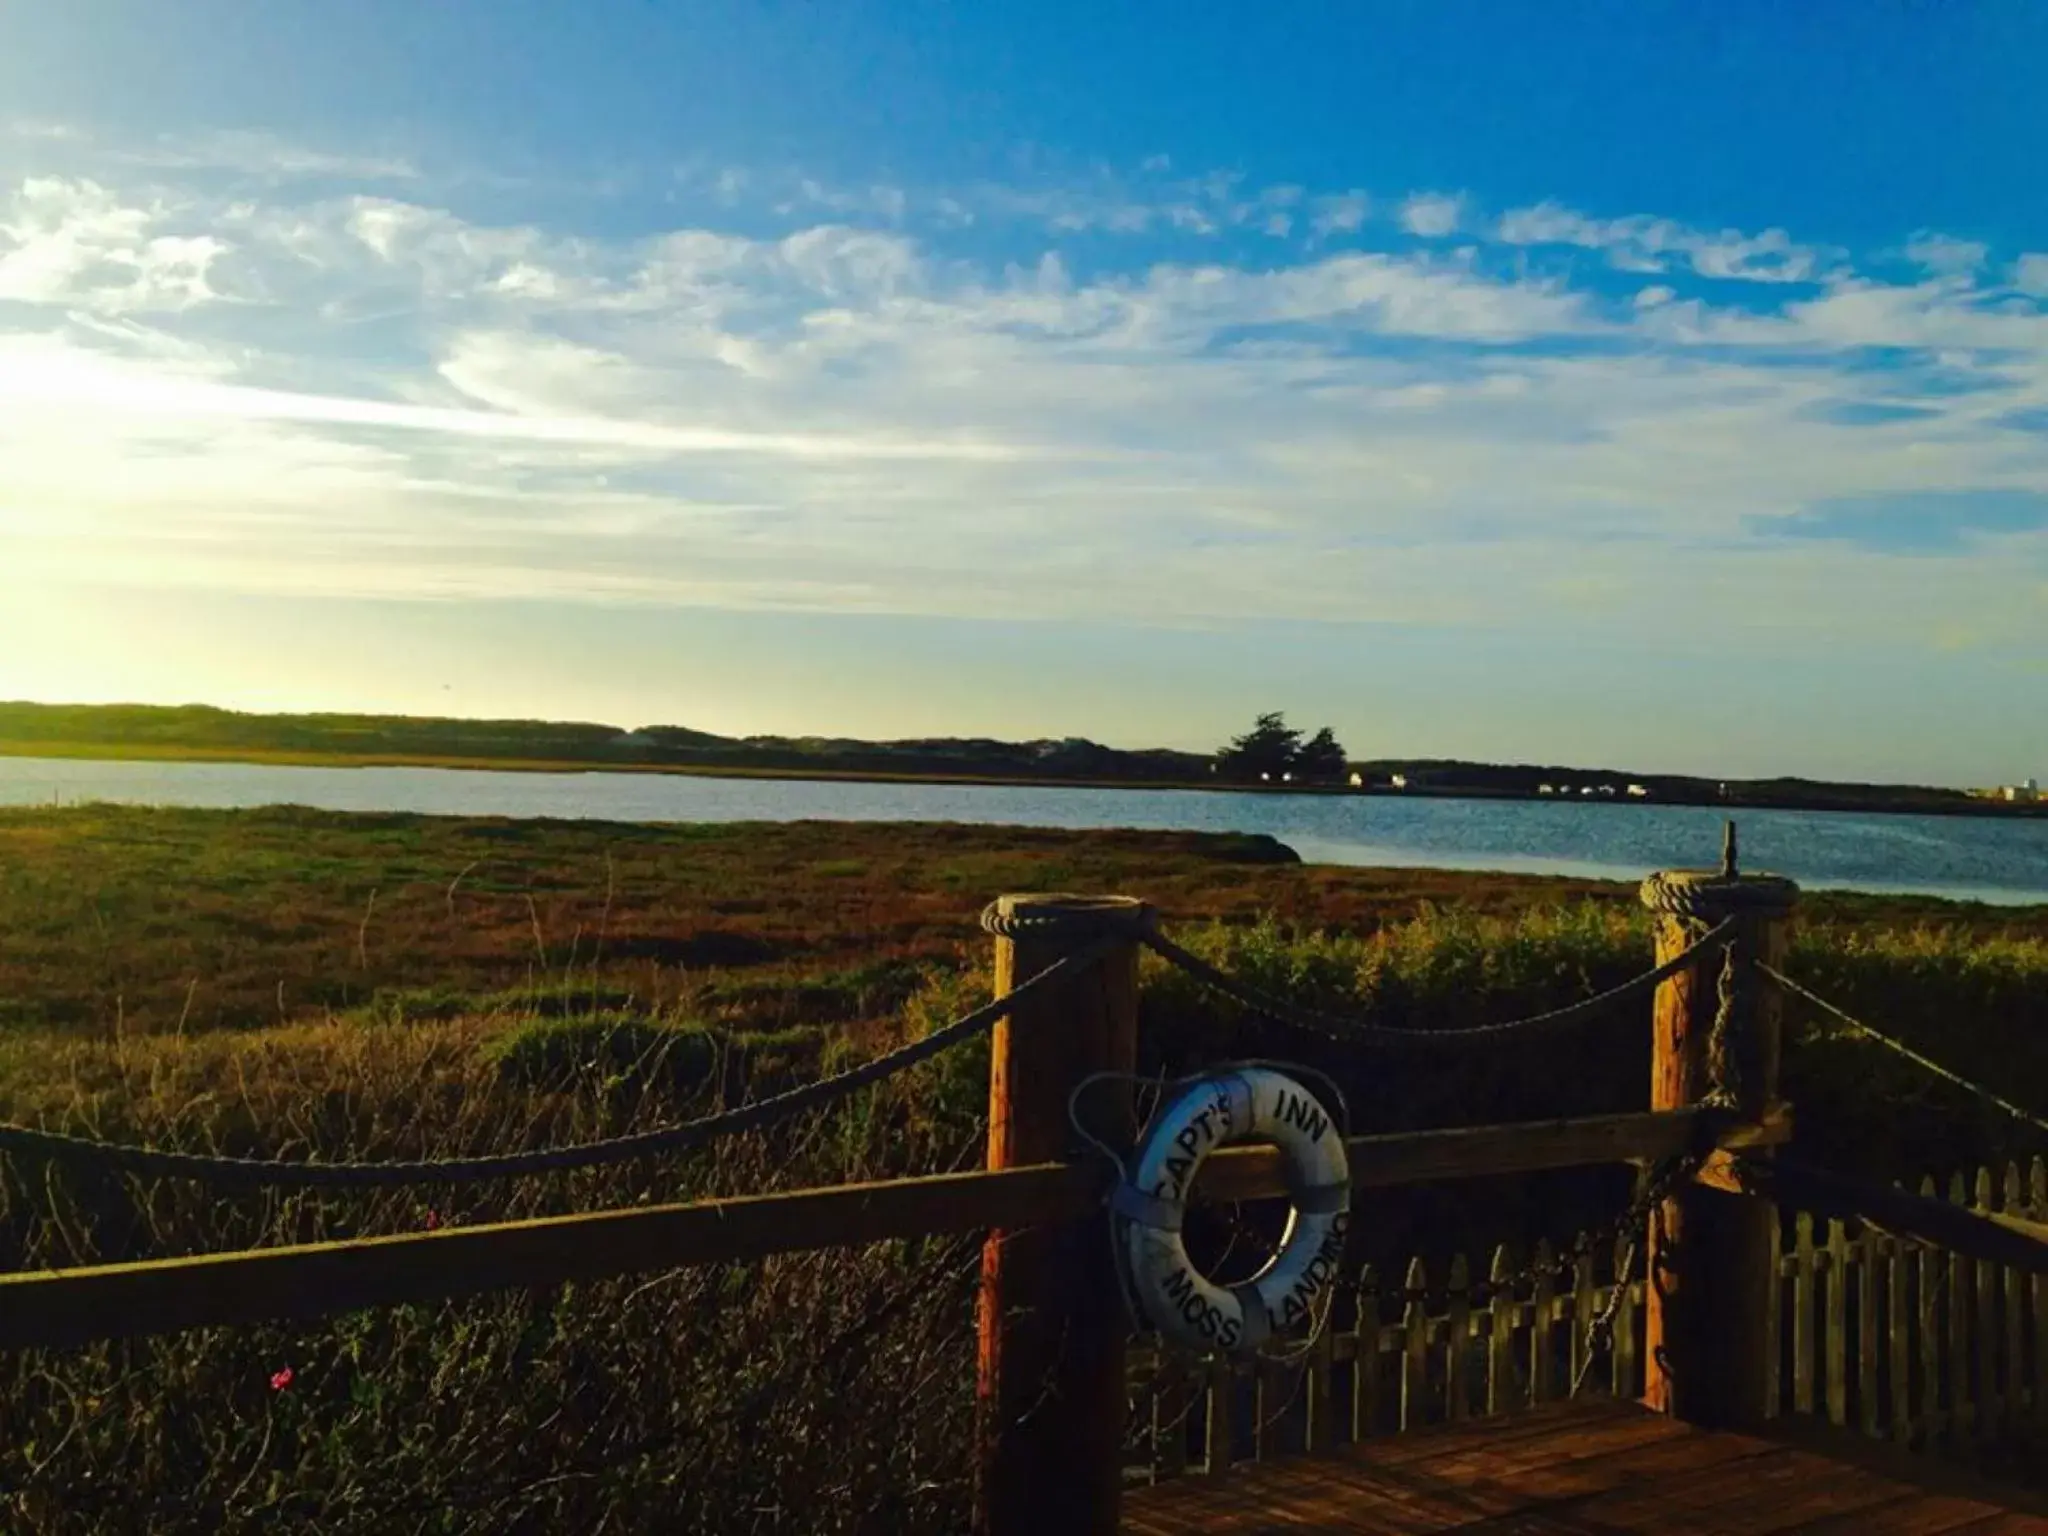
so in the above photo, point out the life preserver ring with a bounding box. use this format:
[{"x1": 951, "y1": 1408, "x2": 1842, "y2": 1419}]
[{"x1": 1111, "y1": 1067, "x2": 1351, "y2": 1355}]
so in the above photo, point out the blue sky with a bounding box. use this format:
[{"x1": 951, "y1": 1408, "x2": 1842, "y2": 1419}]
[{"x1": 0, "y1": 2, "x2": 2044, "y2": 784}]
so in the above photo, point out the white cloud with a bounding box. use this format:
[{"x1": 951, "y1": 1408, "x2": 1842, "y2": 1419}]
[
  {"x1": 1310, "y1": 191, "x2": 1368, "y2": 237},
  {"x1": 1399, "y1": 192, "x2": 1464, "y2": 238},
  {"x1": 0, "y1": 177, "x2": 228, "y2": 311},
  {"x1": 1685, "y1": 227, "x2": 1818, "y2": 283},
  {"x1": 777, "y1": 225, "x2": 922, "y2": 299},
  {"x1": 1905, "y1": 231, "x2": 1988, "y2": 277},
  {"x1": 1, "y1": 139, "x2": 2044, "y2": 666},
  {"x1": 0, "y1": 331, "x2": 1025, "y2": 463},
  {"x1": 1496, "y1": 198, "x2": 1826, "y2": 284},
  {"x1": 5, "y1": 120, "x2": 84, "y2": 143},
  {"x1": 2015, "y1": 253, "x2": 2048, "y2": 295},
  {"x1": 116, "y1": 129, "x2": 420, "y2": 182}
]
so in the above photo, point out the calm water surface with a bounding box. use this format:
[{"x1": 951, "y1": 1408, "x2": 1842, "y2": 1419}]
[{"x1": 4, "y1": 755, "x2": 2046, "y2": 906}]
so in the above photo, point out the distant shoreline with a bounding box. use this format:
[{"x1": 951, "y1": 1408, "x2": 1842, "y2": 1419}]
[{"x1": 5, "y1": 739, "x2": 2045, "y2": 822}]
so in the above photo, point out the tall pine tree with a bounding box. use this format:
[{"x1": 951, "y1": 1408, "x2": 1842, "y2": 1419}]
[
  {"x1": 1294, "y1": 726, "x2": 1349, "y2": 782},
  {"x1": 1214, "y1": 712, "x2": 1303, "y2": 781}
]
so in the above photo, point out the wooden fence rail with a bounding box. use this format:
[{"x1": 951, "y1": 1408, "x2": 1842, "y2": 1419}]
[
  {"x1": 1121, "y1": 1154, "x2": 2048, "y2": 1491},
  {"x1": 1125, "y1": 1232, "x2": 1648, "y2": 1484},
  {"x1": 1771, "y1": 1157, "x2": 2048, "y2": 1459},
  {"x1": 0, "y1": 1107, "x2": 1788, "y2": 1352}
]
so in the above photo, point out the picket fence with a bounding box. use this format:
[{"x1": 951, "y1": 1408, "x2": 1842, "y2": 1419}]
[{"x1": 1128, "y1": 1157, "x2": 2048, "y2": 1485}]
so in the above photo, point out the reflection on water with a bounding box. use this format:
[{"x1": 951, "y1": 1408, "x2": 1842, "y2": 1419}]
[{"x1": 3, "y1": 755, "x2": 2046, "y2": 906}]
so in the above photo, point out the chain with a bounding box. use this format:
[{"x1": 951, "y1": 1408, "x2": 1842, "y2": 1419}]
[{"x1": 1569, "y1": 1144, "x2": 1712, "y2": 1398}]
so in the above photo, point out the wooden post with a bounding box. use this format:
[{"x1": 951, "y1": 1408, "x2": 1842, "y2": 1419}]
[
  {"x1": 974, "y1": 893, "x2": 1147, "y2": 1536},
  {"x1": 1640, "y1": 825, "x2": 1797, "y2": 1428}
]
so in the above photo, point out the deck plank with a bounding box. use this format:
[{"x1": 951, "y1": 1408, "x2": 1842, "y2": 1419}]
[
  {"x1": 1791, "y1": 1494, "x2": 2024, "y2": 1536},
  {"x1": 1124, "y1": 1401, "x2": 2048, "y2": 1536}
]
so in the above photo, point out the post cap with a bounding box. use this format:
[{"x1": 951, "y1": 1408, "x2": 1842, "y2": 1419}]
[
  {"x1": 1641, "y1": 818, "x2": 1798, "y2": 919},
  {"x1": 1640, "y1": 869, "x2": 1799, "y2": 920},
  {"x1": 982, "y1": 893, "x2": 1155, "y2": 944}
]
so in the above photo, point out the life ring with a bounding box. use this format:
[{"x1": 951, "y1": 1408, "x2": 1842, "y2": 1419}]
[{"x1": 1112, "y1": 1067, "x2": 1351, "y2": 1355}]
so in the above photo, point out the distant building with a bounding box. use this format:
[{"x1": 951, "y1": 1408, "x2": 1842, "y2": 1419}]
[
  {"x1": 2002, "y1": 780, "x2": 2040, "y2": 802},
  {"x1": 1390, "y1": 773, "x2": 1409, "y2": 790},
  {"x1": 1627, "y1": 784, "x2": 1650, "y2": 799},
  {"x1": 1538, "y1": 784, "x2": 1555, "y2": 795},
  {"x1": 1349, "y1": 771, "x2": 1364, "y2": 788}
]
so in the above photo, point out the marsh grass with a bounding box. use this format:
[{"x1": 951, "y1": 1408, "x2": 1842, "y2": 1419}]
[
  {"x1": 1, "y1": 807, "x2": 2045, "y2": 1530},
  {"x1": 0, "y1": 995, "x2": 991, "y2": 1535}
]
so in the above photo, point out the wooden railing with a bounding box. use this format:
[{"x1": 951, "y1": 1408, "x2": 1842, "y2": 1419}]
[
  {"x1": 1771, "y1": 1159, "x2": 2048, "y2": 1456},
  {"x1": 0, "y1": 1105, "x2": 1778, "y2": 1352},
  {"x1": 1117, "y1": 1154, "x2": 2048, "y2": 1491},
  {"x1": 1126, "y1": 1234, "x2": 1649, "y2": 1484}
]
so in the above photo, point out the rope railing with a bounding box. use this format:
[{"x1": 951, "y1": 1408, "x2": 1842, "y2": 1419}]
[
  {"x1": 0, "y1": 942, "x2": 1115, "y2": 1189},
  {"x1": 0, "y1": 906, "x2": 1739, "y2": 1193},
  {"x1": 1135, "y1": 916, "x2": 1738, "y2": 1046},
  {"x1": 1758, "y1": 959, "x2": 2048, "y2": 1138}
]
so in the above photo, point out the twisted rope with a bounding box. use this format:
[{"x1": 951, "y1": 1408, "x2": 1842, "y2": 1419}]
[
  {"x1": 1640, "y1": 871, "x2": 1797, "y2": 921},
  {"x1": 1759, "y1": 961, "x2": 2048, "y2": 1137},
  {"x1": 1135, "y1": 917, "x2": 1737, "y2": 1047},
  {"x1": 1704, "y1": 936, "x2": 1744, "y2": 1109},
  {"x1": 0, "y1": 945, "x2": 1112, "y2": 1189}
]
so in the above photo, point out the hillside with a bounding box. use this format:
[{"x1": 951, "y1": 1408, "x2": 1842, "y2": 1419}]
[
  {"x1": 0, "y1": 701, "x2": 1211, "y2": 783},
  {"x1": 0, "y1": 701, "x2": 2039, "y2": 816}
]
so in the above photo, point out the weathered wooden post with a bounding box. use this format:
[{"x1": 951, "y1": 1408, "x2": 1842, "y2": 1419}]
[
  {"x1": 1640, "y1": 823, "x2": 1797, "y2": 1427},
  {"x1": 975, "y1": 893, "x2": 1149, "y2": 1536}
]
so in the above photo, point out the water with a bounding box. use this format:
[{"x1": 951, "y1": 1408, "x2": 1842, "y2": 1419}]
[{"x1": 3, "y1": 755, "x2": 2046, "y2": 906}]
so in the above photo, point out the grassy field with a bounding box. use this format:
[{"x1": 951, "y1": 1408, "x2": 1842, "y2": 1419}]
[{"x1": 2, "y1": 806, "x2": 2045, "y2": 1533}]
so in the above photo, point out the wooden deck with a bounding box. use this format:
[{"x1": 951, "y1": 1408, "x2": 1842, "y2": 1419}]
[{"x1": 1123, "y1": 1399, "x2": 2048, "y2": 1535}]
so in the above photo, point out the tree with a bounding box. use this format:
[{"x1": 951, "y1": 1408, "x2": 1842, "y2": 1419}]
[
  {"x1": 1294, "y1": 726, "x2": 1349, "y2": 783},
  {"x1": 1214, "y1": 712, "x2": 1350, "y2": 784},
  {"x1": 1214, "y1": 711, "x2": 1303, "y2": 782}
]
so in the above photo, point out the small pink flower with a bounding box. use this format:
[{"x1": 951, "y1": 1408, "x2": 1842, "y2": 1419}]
[
  {"x1": 269, "y1": 1367, "x2": 294, "y2": 1392},
  {"x1": 425, "y1": 1209, "x2": 442, "y2": 1232}
]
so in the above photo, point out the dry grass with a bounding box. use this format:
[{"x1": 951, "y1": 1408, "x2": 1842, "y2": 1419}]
[{"x1": 0, "y1": 988, "x2": 992, "y2": 1534}]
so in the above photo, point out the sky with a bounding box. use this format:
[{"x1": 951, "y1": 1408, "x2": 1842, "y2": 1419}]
[{"x1": 0, "y1": 1, "x2": 2044, "y2": 786}]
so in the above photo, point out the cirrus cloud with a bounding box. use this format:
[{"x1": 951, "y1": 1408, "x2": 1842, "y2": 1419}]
[{"x1": 0, "y1": 131, "x2": 2043, "y2": 664}]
